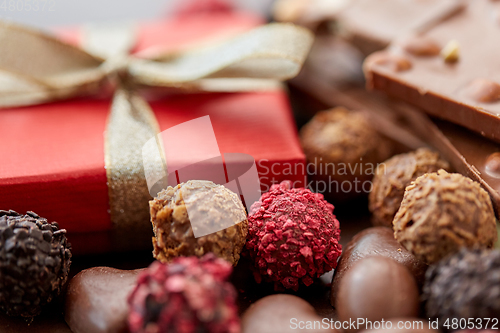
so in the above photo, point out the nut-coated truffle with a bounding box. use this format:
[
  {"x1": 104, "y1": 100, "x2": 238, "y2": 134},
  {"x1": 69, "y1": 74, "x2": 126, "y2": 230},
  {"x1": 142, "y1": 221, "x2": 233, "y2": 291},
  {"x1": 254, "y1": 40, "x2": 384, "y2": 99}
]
[
  {"x1": 0, "y1": 210, "x2": 72, "y2": 317},
  {"x1": 127, "y1": 255, "x2": 239, "y2": 333},
  {"x1": 424, "y1": 248, "x2": 500, "y2": 330},
  {"x1": 150, "y1": 180, "x2": 248, "y2": 266},
  {"x1": 300, "y1": 107, "x2": 393, "y2": 199},
  {"x1": 246, "y1": 181, "x2": 342, "y2": 291},
  {"x1": 369, "y1": 148, "x2": 450, "y2": 227},
  {"x1": 394, "y1": 170, "x2": 497, "y2": 264}
]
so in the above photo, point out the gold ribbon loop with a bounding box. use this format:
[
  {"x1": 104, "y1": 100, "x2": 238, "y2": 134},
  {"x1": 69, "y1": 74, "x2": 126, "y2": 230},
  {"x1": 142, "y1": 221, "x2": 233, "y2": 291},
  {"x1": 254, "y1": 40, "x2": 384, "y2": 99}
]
[{"x1": 129, "y1": 23, "x2": 313, "y2": 90}]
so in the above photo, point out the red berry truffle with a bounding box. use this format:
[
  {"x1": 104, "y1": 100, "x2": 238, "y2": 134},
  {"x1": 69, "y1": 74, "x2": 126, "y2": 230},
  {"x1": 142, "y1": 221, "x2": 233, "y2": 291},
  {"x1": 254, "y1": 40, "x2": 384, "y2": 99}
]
[
  {"x1": 246, "y1": 181, "x2": 342, "y2": 291},
  {"x1": 127, "y1": 254, "x2": 239, "y2": 333}
]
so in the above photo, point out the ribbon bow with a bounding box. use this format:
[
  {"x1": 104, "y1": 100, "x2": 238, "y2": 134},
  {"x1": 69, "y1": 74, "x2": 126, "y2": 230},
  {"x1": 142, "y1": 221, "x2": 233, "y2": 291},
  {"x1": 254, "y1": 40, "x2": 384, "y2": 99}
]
[{"x1": 0, "y1": 19, "x2": 313, "y2": 249}]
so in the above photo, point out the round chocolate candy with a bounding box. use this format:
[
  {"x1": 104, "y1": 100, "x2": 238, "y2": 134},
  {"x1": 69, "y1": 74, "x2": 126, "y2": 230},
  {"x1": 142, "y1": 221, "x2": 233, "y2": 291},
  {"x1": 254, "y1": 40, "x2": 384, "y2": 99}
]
[
  {"x1": 150, "y1": 180, "x2": 248, "y2": 266},
  {"x1": 246, "y1": 181, "x2": 342, "y2": 291},
  {"x1": 336, "y1": 257, "x2": 420, "y2": 333},
  {"x1": 65, "y1": 267, "x2": 143, "y2": 333},
  {"x1": 369, "y1": 148, "x2": 450, "y2": 227},
  {"x1": 241, "y1": 294, "x2": 336, "y2": 333},
  {"x1": 394, "y1": 170, "x2": 497, "y2": 264},
  {"x1": 331, "y1": 227, "x2": 427, "y2": 305},
  {"x1": 300, "y1": 107, "x2": 393, "y2": 200},
  {"x1": 424, "y1": 248, "x2": 500, "y2": 328}
]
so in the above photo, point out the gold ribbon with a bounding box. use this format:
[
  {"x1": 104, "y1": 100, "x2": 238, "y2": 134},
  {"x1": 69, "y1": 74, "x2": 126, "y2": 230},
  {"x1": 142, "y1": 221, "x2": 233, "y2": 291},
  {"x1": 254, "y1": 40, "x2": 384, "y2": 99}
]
[{"x1": 0, "y1": 20, "x2": 313, "y2": 250}]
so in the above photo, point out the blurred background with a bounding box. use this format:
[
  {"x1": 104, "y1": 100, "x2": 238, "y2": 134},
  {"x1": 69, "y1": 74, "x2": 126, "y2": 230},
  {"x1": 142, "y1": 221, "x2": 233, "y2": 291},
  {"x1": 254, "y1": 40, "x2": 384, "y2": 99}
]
[{"x1": 0, "y1": 0, "x2": 275, "y2": 28}]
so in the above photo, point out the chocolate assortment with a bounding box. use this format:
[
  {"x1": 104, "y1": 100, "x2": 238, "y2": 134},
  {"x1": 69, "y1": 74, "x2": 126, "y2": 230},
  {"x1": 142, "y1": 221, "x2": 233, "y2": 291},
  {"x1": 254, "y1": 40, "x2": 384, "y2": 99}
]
[{"x1": 3, "y1": 0, "x2": 500, "y2": 332}]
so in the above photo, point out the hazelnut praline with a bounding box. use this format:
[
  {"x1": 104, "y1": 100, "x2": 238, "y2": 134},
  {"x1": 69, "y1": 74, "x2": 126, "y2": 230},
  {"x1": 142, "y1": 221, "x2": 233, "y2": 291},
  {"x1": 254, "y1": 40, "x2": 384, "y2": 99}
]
[
  {"x1": 150, "y1": 180, "x2": 248, "y2": 266},
  {"x1": 394, "y1": 170, "x2": 497, "y2": 264},
  {"x1": 369, "y1": 148, "x2": 450, "y2": 227},
  {"x1": 300, "y1": 107, "x2": 393, "y2": 200}
]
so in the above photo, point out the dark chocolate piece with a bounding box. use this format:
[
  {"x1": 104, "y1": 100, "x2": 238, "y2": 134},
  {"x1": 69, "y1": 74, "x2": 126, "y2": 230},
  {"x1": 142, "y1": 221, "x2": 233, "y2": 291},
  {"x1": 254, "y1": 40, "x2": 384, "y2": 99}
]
[
  {"x1": 365, "y1": 0, "x2": 500, "y2": 142},
  {"x1": 424, "y1": 248, "x2": 500, "y2": 330},
  {"x1": 331, "y1": 227, "x2": 427, "y2": 305},
  {"x1": 0, "y1": 210, "x2": 71, "y2": 318},
  {"x1": 64, "y1": 267, "x2": 142, "y2": 333},
  {"x1": 241, "y1": 294, "x2": 335, "y2": 333},
  {"x1": 336, "y1": 256, "x2": 420, "y2": 333}
]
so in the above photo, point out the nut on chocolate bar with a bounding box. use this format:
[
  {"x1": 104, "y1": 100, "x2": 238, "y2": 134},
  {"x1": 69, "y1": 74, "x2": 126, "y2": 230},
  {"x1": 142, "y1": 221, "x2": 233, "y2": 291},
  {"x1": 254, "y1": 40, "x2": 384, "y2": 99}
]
[
  {"x1": 369, "y1": 148, "x2": 450, "y2": 227},
  {"x1": 394, "y1": 170, "x2": 497, "y2": 264},
  {"x1": 150, "y1": 180, "x2": 248, "y2": 266}
]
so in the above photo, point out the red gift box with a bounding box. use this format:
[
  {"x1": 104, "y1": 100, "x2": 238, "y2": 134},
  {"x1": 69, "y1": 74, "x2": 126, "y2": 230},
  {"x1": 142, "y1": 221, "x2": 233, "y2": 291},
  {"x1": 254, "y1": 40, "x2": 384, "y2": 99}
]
[{"x1": 0, "y1": 11, "x2": 306, "y2": 254}]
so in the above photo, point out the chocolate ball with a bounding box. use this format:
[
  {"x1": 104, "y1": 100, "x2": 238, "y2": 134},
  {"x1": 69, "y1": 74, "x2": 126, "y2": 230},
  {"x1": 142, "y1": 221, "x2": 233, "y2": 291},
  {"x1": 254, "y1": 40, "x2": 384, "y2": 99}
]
[
  {"x1": 246, "y1": 181, "x2": 342, "y2": 291},
  {"x1": 394, "y1": 170, "x2": 497, "y2": 264},
  {"x1": 331, "y1": 227, "x2": 427, "y2": 305},
  {"x1": 336, "y1": 257, "x2": 420, "y2": 333},
  {"x1": 369, "y1": 148, "x2": 450, "y2": 227},
  {"x1": 241, "y1": 294, "x2": 335, "y2": 333},
  {"x1": 300, "y1": 107, "x2": 393, "y2": 200},
  {"x1": 0, "y1": 210, "x2": 72, "y2": 318},
  {"x1": 150, "y1": 180, "x2": 248, "y2": 266},
  {"x1": 424, "y1": 248, "x2": 500, "y2": 329},
  {"x1": 65, "y1": 267, "x2": 143, "y2": 333}
]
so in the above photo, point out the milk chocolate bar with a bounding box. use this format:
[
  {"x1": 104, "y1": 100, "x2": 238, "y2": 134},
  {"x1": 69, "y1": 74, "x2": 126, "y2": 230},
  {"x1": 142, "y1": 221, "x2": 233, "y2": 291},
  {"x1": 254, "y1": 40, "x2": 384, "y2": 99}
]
[{"x1": 365, "y1": 0, "x2": 500, "y2": 142}]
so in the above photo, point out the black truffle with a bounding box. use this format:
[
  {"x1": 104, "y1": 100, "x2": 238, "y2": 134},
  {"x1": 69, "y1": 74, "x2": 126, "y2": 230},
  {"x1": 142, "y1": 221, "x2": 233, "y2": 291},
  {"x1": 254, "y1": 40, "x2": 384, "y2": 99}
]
[
  {"x1": 424, "y1": 248, "x2": 500, "y2": 329},
  {"x1": 0, "y1": 210, "x2": 72, "y2": 317}
]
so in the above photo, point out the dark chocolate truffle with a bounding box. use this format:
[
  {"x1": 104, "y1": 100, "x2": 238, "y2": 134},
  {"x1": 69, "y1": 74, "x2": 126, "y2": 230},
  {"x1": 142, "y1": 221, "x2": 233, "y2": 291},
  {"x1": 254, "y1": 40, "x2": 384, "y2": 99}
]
[
  {"x1": 246, "y1": 181, "x2": 342, "y2": 291},
  {"x1": 369, "y1": 148, "x2": 450, "y2": 227},
  {"x1": 127, "y1": 254, "x2": 239, "y2": 333},
  {"x1": 241, "y1": 294, "x2": 335, "y2": 333},
  {"x1": 394, "y1": 170, "x2": 497, "y2": 264},
  {"x1": 0, "y1": 210, "x2": 71, "y2": 317},
  {"x1": 331, "y1": 227, "x2": 427, "y2": 305},
  {"x1": 300, "y1": 107, "x2": 393, "y2": 199},
  {"x1": 336, "y1": 257, "x2": 420, "y2": 333},
  {"x1": 150, "y1": 180, "x2": 248, "y2": 266},
  {"x1": 424, "y1": 248, "x2": 500, "y2": 329}
]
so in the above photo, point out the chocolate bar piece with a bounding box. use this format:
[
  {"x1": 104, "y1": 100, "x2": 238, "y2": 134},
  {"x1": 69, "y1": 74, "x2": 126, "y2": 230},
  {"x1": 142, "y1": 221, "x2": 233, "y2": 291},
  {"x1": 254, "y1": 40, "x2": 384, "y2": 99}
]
[
  {"x1": 365, "y1": 0, "x2": 500, "y2": 142},
  {"x1": 334, "y1": 0, "x2": 465, "y2": 55}
]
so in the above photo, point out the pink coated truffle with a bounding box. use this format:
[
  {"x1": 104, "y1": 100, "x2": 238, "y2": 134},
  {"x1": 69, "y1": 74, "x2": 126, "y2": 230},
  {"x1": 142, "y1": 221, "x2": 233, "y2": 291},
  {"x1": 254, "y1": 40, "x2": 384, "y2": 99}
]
[
  {"x1": 246, "y1": 181, "x2": 342, "y2": 291},
  {"x1": 127, "y1": 254, "x2": 239, "y2": 333}
]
